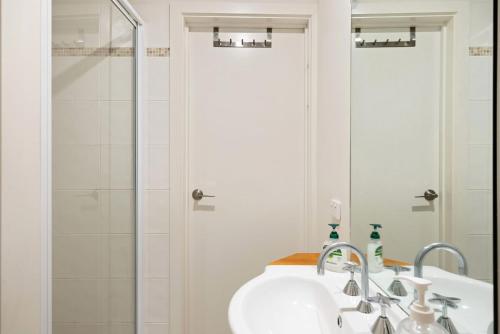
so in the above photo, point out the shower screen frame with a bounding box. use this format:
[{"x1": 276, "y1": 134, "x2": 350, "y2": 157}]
[{"x1": 42, "y1": 1, "x2": 144, "y2": 334}]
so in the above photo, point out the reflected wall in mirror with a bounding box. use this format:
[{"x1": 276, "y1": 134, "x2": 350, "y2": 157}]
[{"x1": 349, "y1": 0, "x2": 495, "y2": 333}]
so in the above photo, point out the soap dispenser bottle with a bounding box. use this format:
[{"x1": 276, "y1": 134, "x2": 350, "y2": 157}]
[
  {"x1": 368, "y1": 224, "x2": 384, "y2": 273},
  {"x1": 394, "y1": 276, "x2": 448, "y2": 334},
  {"x1": 322, "y1": 224, "x2": 347, "y2": 272}
]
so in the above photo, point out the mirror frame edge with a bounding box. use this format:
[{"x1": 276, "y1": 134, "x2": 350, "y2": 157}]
[{"x1": 494, "y1": 0, "x2": 498, "y2": 331}]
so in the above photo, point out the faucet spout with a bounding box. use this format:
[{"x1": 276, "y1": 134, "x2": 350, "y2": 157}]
[
  {"x1": 414, "y1": 242, "x2": 468, "y2": 279},
  {"x1": 317, "y1": 242, "x2": 373, "y2": 313}
]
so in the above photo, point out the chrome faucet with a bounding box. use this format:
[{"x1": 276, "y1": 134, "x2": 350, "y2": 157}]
[
  {"x1": 414, "y1": 242, "x2": 468, "y2": 279},
  {"x1": 317, "y1": 242, "x2": 373, "y2": 313}
]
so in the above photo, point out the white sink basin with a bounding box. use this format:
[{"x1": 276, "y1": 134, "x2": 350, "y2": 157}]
[
  {"x1": 237, "y1": 275, "x2": 339, "y2": 333},
  {"x1": 370, "y1": 266, "x2": 494, "y2": 334},
  {"x1": 229, "y1": 266, "x2": 407, "y2": 334}
]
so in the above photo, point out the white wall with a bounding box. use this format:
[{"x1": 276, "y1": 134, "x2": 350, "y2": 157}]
[
  {"x1": 0, "y1": 0, "x2": 45, "y2": 333},
  {"x1": 315, "y1": 0, "x2": 352, "y2": 246},
  {"x1": 127, "y1": 2, "x2": 171, "y2": 333}
]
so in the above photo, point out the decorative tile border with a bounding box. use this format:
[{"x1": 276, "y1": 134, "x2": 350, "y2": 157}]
[
  {"x1": 52, "y1": 47, "x2": 170, "y2": 57},
  {"x1": 147, "y1": 47, "x2": 170, "y2": 57},
  {"x1": 469, "y1": 46, "x2": 493, "y2": 56},
  {"x1": 54, "y1": 46, "x2": 487, "y2": 58},
  {"x1": 52, "y1": 47, "x2": 134, "y2": 57}
]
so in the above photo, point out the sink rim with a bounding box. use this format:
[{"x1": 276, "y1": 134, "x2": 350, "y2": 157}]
[{"x1": 228, "y1": 266, "x2": 349, "y2": 334}]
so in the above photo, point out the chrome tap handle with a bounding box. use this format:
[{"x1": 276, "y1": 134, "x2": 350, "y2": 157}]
[
  {"x1": 368, "y1": 293, "x2": 400, "y2": 334},
  {"x1": 428, "y1": 293, "x2": 460, "y2": 334},
  {"x1": 342, "y1": 261, "x2": 361, "y2": 296},
  {"x1": 343, "y1": 261, "x2": 361, "y2": 273},
  {"x1": 385, "y1": 264, "x2": 410, "y2": 275},
  {"x1": 385, "y1": 265, "x2": 411, "y2": 296},
  {"x1": 343, "y1": 261, "x2": 361, "y2": 281},
  {"x1": 368, "y1": 293, "x2": 400, "y2": 308},
  {"x1": 318, "y1": 242, "x2": 374, "y2": 314},
  {"x1": 428, "y1": 293, "x2": 461, "y2": 310}
]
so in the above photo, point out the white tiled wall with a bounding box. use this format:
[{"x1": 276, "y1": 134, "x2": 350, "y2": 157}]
[
  {"x1": 129, "y1": 1, "x2": 171, "y2": 331},
  {"x1": 52, "y1": 1, "x2": 138, "y2": 333},
  {"x1": 53, "y1": 0, "x2": 208, "y2": 331},
  {"x1": 462, "y1": 0, "x2": 494, "y2": 282}
]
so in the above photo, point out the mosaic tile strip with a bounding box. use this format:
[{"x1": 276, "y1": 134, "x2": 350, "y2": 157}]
[
  {"x1": 469, "y1": 46, "x2": 493, "y2": 56},
  {"x1": 52, "y1": 47, "x2": 170, "y2": 57},
  {"x1": 52, "y1": 47, "x2": 134, "y2": 57},
  {"x1": 147, "y1": 47, "x2": 170, "y2": 57}
]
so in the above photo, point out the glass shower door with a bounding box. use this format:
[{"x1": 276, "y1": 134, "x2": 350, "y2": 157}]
[{"x1": 52, "y1": 1, "x2": 136, "y2": 333}]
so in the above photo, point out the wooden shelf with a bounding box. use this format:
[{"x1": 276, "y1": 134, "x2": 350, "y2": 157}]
[{"x1": 270, "y1": 253, "x2": 411, "y2": 266}]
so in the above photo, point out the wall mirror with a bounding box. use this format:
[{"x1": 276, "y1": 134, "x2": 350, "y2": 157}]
[{"x1": 349, "y1": 1, "x2": 495, "y2": 333}]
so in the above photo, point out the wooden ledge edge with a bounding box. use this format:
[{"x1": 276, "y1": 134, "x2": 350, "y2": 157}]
[{"x1": 270, "y1": 253, "x2": 411, "y2": 267}]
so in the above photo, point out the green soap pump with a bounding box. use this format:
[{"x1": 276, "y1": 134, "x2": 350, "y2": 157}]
[
  {"x1": 322, "y1": 224, "x2": 347, "y2": 272},
  {"x1": 368, "y1": 224, "x2": 384, "y2": 273}
]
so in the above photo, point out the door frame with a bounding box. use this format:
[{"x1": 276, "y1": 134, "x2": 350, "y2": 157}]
[
  {"x1": 169, "y1": 3, "x2": 317, "y2": 333},
  {"x1": 351, "y1": 1, "x2": 469, "y2": 269}
]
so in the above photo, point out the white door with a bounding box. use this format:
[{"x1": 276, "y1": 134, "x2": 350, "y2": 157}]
[
  {"x1": 188, "y1": 28, "x2": 308, "y2": 334},
  {"x1": 350, "y1": 28, "x2": 442, "y2": 264}
]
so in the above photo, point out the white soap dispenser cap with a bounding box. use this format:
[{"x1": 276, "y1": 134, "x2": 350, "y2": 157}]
[{"x1": 395, "y1": 276, "x2": 435, "y2": 324}]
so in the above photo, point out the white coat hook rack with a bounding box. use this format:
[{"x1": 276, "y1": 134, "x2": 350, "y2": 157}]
[
  {"x1": 355, "y1": 27, "x2": 416, "y2": 48},
  {"x1": 213, "y1": 27, "x2": 272, "y2": 48}
]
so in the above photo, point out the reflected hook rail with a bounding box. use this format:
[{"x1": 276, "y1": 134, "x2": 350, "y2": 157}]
[{"x1": 355, "y1": 27, "x2": 416, "y2": 48}]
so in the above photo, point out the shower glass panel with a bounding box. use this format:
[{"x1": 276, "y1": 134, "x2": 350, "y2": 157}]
[{"x1": 52, "y1": 0, "x2": 136, "y2": 333}]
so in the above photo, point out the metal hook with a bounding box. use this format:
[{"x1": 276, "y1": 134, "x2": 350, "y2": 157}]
[
  {"x1": 212, "y1": 26, "x2": 272, "y2": 48},
  {"x1": 354, "y1": 26, "x2": 416, "y2": 48}
]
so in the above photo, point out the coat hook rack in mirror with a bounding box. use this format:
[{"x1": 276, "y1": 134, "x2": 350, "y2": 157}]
[{"x1": 355, "y1": 27, "x2": 416, "y2": 48}]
